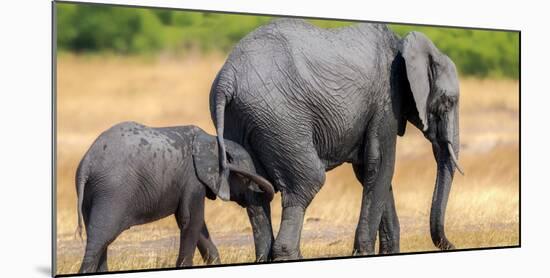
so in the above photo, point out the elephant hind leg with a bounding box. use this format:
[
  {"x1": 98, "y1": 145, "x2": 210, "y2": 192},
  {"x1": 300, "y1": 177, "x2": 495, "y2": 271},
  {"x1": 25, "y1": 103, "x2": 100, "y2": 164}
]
[
  {"x1": 271, "y1": 147, "x2": 326, "y2": 261},
  {"x1": 272, "y1": 205, "x2": 306, "y2": 261}
]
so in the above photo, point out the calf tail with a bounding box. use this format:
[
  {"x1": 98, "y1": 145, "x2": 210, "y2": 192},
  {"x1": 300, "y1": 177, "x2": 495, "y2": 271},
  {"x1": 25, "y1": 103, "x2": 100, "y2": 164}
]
[{"x1": 75, "y1": 161, "x2": 89, "y2": 242}]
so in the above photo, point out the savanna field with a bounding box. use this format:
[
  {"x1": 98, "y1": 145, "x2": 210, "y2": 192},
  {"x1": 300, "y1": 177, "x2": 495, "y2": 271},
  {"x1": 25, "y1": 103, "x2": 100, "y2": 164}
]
[{"x1": 55, "y1": 53, "x2": 519, "y2": 275}]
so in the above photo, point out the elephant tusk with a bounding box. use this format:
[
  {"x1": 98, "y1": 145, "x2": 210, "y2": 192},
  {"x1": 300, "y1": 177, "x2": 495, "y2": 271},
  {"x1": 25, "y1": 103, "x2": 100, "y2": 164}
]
[{"x1": 447, "y1": 143, "x2": 464, "y2": 176}]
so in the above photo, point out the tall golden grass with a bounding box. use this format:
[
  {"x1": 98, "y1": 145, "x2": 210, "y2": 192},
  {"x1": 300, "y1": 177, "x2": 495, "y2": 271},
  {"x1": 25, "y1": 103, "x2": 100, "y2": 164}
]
[{"x1": 55, "y1": 53, "x2": 519, "y2": 275}]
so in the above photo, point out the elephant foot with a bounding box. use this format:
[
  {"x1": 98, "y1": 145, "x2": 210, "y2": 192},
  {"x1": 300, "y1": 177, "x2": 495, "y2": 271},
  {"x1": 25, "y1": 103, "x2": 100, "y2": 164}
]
[
  {"x1": 352, "y1": 249, "x2": 375, "y2": 256},
  {"x1": 352, "y1": 240, "x2": 376, "y2": 256},
  {"x1": 436, "y1": 240, "x2": 455, "y2": 250},
  {"x1": 272, "y1": 243, "x2": 303, "y2": 261},
  {"x1": 206, "y1": 256, "x2": 221, "y2": 265},
  {"x1": 379, "y1": 240, "x2": 400, "y2": 254},
  {"x1": 255, "y1": 252, "x2": 272, "y2": 263},
  {"x1": 272, "y1": 205, "x2": 305, "y2": 261},
  {"x1": 272, "y1": 252, "x2": 303, "y2": 261}
]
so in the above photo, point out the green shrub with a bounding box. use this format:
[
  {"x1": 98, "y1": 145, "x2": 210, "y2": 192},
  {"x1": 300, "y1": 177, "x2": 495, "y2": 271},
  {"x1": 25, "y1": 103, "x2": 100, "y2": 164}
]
[
  {"x1": 57, "y1": 4, "x2": 163, "y2": 53},
  {"x1": 390, "y1": 25, "x2": 519, "y2": 79},
  {"x1": 56, "y1": 4, "x2": 77, "y2": 49}
]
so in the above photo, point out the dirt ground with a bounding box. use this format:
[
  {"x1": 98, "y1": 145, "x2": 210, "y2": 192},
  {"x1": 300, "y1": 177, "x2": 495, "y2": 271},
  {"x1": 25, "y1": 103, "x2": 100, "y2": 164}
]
[{"x1": 55, "y1": 53, "x2": 519, "y2": 275}]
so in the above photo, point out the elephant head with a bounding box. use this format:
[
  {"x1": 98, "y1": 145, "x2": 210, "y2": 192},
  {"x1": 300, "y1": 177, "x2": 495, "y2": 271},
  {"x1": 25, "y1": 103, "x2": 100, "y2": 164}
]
[
  {"x1": 192, "y1": 132, "x2": 274, "y2": 202},
  {"x1": 399, "y1": 32, "x2": 463, "y2": 250},
  {"x1": 192, "y1": 132, "x2": 275, "y2": 261}
]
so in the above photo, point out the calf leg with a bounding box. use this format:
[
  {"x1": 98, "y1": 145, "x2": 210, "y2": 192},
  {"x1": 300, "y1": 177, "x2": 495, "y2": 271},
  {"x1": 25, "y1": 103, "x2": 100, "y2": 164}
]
[
  {"x1": 175, "y1": 189, "x2": 205, "y2": 267},
  {"x1": 97, "y1": 250, "x2": 108, "y2": 272},
  {"x1": 197, "y1": 223, "x2": 220, "y2": 265},
  {"x1": 78, "y1": 201, "x2": 127, "y2": 274}
]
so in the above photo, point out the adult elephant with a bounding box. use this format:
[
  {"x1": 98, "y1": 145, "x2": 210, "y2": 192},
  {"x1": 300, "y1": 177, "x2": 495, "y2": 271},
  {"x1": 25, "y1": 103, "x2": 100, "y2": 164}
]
[{"x1": 210, "y1": 18, "x2": 462, "y2": 260}]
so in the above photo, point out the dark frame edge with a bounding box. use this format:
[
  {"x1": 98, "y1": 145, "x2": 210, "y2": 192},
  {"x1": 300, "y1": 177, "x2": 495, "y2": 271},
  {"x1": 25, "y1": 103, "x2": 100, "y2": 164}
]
[{"x1": 52, "y1": 1, "x2": 58, "y2": 277}]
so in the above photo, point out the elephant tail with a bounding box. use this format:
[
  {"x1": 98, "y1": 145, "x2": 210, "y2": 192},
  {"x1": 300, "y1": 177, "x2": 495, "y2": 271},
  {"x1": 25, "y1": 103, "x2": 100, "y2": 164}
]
[
  {"x1": 209, "y1": 69, "x2": 236, "y2": 181},
  {"x1": 75, "y1": 159, "x2": 89, "y2": 242}
]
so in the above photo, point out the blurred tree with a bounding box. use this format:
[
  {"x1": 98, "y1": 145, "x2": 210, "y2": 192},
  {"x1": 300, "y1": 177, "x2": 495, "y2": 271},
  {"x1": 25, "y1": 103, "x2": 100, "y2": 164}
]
[
  {"x1": 391, "y1": 25, "x2": 519, "y2": 79},
  {"x1": 57, "y1": 5, "x2": 163, "y2": 53},
  {"x1": 56, "y1": 3, "x2": 519, "y2": 79}
]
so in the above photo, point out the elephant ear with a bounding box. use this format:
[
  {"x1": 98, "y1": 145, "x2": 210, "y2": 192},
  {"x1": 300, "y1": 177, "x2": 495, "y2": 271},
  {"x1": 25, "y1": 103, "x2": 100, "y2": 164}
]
[
  {"x1": 192, "y1": 132, "x2": 230, "y2": 201},
  {"x1": 399, "y1": 31, "x2": 438, "y2": 132}
]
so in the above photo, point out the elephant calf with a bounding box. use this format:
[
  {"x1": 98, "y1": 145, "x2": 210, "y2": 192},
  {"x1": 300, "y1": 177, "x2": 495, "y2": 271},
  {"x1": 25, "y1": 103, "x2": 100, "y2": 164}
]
[{"x1": 75, "y1": 121, "x2": 274, "y2": 273}]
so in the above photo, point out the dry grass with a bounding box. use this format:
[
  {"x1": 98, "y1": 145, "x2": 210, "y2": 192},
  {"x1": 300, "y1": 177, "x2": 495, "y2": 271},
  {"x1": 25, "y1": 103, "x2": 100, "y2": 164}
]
[{"x1": 55, "y1": 53, "x2": 519, "y2": 275}]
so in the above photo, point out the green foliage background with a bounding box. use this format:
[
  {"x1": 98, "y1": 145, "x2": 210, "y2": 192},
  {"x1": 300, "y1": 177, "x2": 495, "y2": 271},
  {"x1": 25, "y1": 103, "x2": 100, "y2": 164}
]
[{"x1": 56, "y1": 3, "x2": 519, "y2": 79}]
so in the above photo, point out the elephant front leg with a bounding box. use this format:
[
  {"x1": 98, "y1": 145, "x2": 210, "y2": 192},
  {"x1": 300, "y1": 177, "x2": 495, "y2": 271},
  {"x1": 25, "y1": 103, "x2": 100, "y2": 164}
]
[
  {"x1": 378, "y1": 186, "x2": 400, "y2": 254},
  {"x1": 353, "y1": 189, "x2": 387, "y2": 255},
  {"x1": 355, "y1": 187, "x2": 400, "y2": 255},
  {"x1": 353, "y1": 124, "x2": 397, "y2": 255}
]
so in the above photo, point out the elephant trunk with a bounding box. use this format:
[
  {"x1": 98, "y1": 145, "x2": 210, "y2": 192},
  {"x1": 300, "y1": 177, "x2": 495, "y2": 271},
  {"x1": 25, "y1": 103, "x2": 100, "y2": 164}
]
[
  {"x1": 246, "y1": 200, "x2": 274, "y2": 262},
  {"x1": 429, "y1": 145, "x2": 456, "y2": 250},
  {"x1": 227, "y1": 164, "x2": 275, "y2": 201},
  {"x1": 429, "y1": 107, "x2": 459, "y2": 250}
]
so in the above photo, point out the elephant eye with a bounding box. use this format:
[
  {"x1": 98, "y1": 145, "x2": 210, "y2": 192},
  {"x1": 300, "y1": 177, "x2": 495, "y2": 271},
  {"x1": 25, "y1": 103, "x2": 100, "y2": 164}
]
[
  {"x1": 431, "y1": 93, "x2": 456, "y2": 115},
  {"x1": 226, "y1": 153, "x2": 234, "y2": 163}
]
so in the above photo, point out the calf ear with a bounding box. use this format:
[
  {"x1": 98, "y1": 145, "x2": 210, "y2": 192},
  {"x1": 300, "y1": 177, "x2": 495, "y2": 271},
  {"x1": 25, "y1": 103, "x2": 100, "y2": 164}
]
[{"x1": 192, "y1": 132, "x2": 230, "y2": 201}]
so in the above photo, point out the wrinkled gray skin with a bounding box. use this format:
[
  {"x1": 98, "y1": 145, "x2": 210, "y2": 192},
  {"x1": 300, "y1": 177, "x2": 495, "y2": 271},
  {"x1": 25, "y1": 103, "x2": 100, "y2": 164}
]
[
  {"x1": 76, "y1": 122, "x2": 274, "y2": 273},
  {"x1": 210, "y1": 19, "x2": 461, "y2": 260}
]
